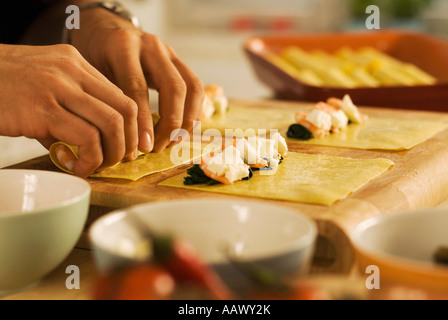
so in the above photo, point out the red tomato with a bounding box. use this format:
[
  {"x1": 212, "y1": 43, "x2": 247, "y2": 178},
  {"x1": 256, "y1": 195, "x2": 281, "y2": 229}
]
[
  {"x1": 92, "y1": 263, "x2": 175, "y2": 300},
  {"x1": 162, "y1": 238, "x2": 234, "y2": 300}
]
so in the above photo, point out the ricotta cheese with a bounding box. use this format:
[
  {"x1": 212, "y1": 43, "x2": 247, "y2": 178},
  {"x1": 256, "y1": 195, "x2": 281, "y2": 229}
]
[{"x1": 306, "y1": 109, "x2": 332, "y2": 131}]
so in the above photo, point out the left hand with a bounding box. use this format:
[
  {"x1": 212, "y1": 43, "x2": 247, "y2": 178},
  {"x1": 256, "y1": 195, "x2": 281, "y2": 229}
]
[{"x1": 70, "y1": 8, "x2": 204, "y2": 154}]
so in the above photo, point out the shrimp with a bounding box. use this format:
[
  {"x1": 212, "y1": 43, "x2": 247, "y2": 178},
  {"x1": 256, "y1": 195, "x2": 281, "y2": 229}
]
[
  {"x1": 326, "y1": 97, "x2": 343, "y2": 110},
  {"x1": 295, "y1": 111, "x2": 307, "y2": 123},
  {"x1": 199, "y1": 159, "x2": 233, "y2": 185},
  {"x1": 315, "y1": 101, "x2": 338, "y2": 113},
  {"x1": 227, "y1": 138, "x2": 268, "y2": 169},
  {"x1": 204, "y1": 85, "x2": 225, "y2": 98},
  {"x1": 54, "y1": 144, "x2": 77, "y2": 172},
  {"x1": 294, "y1": 112, "x2": 329, "y2": 138},
  {"x1": 200, "y1": 145, "x2": 250, "y2": 185},
  {"x1": 315, "y1": 101, "x2": 348, "y2": 133},
  {"x1": 201, "y1": 94, "x2": 215, "y2": 120},
  {"x1": 204, "y1": 85, "x2": 228, "y2": 115}
]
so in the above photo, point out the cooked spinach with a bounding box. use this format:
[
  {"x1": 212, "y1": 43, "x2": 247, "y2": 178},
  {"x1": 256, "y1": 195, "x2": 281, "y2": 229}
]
[
  {"x1": 243, "y1": 167, "x2": 254, "y2": 180},
  {"x1": 183, "y1": 164, "x2": 253, "y2": 185},
  {"x1": 183, "y1": 164, "x2": 220, "y2": 185},
  {"x1": 287, "y1": 124, "x2": 313, "y2": 140}
]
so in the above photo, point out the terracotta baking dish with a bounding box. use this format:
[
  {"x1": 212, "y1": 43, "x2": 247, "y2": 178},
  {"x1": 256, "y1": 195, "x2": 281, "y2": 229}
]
[{"x1": 244, "y1": 30, "x2": 448, "y2": 112}]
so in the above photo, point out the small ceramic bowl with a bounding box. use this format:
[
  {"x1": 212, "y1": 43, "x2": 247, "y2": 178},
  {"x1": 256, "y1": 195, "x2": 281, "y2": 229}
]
[
  {"x1": 351, "y1": 206, "x2": 448, "y2": 293},
  {"x1": 0, "y1": 169, "x2": 90, "y2": 294},
  {"x1": 89, "y1": 199, "x2": 317, "y2": 291}
]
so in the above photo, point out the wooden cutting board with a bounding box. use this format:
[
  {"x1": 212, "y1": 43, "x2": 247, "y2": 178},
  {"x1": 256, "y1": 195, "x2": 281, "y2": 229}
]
[{"x1": 8, "y1": 99, "x2": 448, "y2": 275}]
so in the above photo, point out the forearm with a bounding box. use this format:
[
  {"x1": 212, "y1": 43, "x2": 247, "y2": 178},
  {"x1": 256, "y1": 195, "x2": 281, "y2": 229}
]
[{"x1": 19, "y1": 0, "x2": 101, "y2": 45}]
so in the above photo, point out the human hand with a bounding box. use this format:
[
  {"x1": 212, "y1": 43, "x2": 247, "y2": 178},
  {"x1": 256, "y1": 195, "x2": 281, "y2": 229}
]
[
  {"x1": 0, "y1": 44, "x2": 138, "y2": 178},
  {"x1": 70, "y1": 7, "x2": 204, "y2": 153}
]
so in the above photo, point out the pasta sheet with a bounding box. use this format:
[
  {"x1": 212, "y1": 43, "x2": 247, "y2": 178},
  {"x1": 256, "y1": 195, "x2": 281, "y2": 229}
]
[
  {"x1": 202, "y1": 104, "x2": 447, "y2": 150},
  {"x1": 159, "y1": 152, "x2": 394, "y2": 206},
  {"x1": 50, "y1": 141, "x2": 213, "y2": 181}
]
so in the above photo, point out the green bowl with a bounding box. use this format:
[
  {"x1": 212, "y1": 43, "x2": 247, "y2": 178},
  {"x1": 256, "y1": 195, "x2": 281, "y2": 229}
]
[{"x1": 0, "y1": 169, "x2": 90, "y2": 294}]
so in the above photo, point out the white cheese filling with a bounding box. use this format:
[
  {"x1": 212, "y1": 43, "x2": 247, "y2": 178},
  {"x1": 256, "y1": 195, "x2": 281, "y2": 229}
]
[
  {"x1": 213, "y1": 96, "x2": 228, "y2": 115},
  {"x1": 245, "y1": 136, "x2": 282, "y2": 168},
  {"x1": 205, "y1": 133, "x2": 287, "y2": 183},
  {"x1": 341, "y1": 94, "x2": 363, "y2": 124},
  {"x1": 271, "y1": 132, "x2": 288, "y2": 157},
  {"x1": 234, "y1": 138, "x2": 260, "y2": 165},
  {"x1": 205, "y1": 146, "x2": 249, "y2": 183},
  {"x1": 306, "y1": 109, "x2": 332, "y2": 131},
  {"x1": 330, "y1": 109, "x2": 349, "y2": 130},
  {"x1": 202, "y1": 95, "x2": 215, "y2": 119}
]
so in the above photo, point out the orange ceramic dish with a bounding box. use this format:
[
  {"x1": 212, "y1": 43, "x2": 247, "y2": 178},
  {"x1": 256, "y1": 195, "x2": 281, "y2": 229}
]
[
  {"x1": 350, "y1": 207, "x2": 448, "y2": 294},
  {"x1": 244, "y1": 30, "x2": 448, "y2": 111},
  {"x1": 354, "y1": 246, "x2": 448, "y2": 294}
]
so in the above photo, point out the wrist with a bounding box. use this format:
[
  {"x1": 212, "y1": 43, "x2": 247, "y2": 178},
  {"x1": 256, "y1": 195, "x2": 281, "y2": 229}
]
[
  {"x1": 83, "y1": 1, "x2": 140, "y2": 28},
  {"x1": 62, "y1": 1, "x2": 140, "y2": 44}
]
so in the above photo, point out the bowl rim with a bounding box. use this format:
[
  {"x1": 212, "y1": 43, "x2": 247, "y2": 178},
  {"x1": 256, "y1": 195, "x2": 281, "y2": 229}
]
[
  {"x1": 89, "y1": 198, "x2": 318, "y2": 263},
  {"x1": 0, "y1": 169, "x2": 91, "y2": 218},
  {"x1": 350, "y1": 206, "x2": 448, "y2": 275}
]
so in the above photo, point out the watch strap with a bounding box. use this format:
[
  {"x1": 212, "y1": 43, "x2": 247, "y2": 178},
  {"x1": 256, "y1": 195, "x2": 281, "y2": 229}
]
[{"x1": 62, "y1": 1, "x2": 140, "y2": 44}]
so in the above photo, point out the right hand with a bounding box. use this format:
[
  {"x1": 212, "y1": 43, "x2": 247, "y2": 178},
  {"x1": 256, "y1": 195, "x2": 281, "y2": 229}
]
[{"x1": 0, "y1": 44, "x2": 139, "y2": 178}]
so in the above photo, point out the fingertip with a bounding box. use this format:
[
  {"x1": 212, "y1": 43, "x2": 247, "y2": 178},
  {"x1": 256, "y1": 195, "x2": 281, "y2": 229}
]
[
  {"x1": 126, "y1": 148, "x2": 139, "y2": 161},
  {"x1": 151, "y1": 138, "x2": 169, "y2": 153},
  {"x1": 138, "y1": 131, "x2": 154, "y2": 153},
  {"x1": 72, "y1": 169, "x2": 90, "y2": 179},
  {"x1": 72, "y1": 159, "x2": 96, "y2": 179}
]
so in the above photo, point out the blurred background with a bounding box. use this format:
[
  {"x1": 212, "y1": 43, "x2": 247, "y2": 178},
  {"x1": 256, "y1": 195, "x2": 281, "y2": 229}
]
[
  {"x1": 2, "y1": 0, "x2": 447, "y2": 167},
  {"x1": 122, "y1": 0, "x2": 447, "y2": 101}
]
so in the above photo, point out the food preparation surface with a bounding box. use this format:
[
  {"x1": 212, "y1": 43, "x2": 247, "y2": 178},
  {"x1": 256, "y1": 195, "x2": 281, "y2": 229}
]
[
  {"x1": 0, "y1": 246, "x2": 96, "y2": 300},
  {"x1": 8, "y1": 98, "x2": 448, "y2": 275}
]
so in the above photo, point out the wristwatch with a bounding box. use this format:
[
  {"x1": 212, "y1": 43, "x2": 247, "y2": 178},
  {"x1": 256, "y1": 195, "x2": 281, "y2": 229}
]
[{"x1": 62, "y1": 1, "x2": 140, "y2": 44}]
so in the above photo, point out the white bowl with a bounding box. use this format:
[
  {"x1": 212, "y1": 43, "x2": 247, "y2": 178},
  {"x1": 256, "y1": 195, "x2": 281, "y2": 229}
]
[
  {"x1": 351, "y1": 207, "x2": 448, "y2": 293},
  {"x1": 0, "y1": 169, "x2": 90, "y2": 294},
  {"x1": 89, "y1": 199, "x2": 317, "y2": 291}
]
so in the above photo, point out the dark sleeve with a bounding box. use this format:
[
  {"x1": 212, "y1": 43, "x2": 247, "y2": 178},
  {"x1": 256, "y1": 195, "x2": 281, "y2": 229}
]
[{"x1": 0, "y1": 0, "x2": 61, "y2": 44}]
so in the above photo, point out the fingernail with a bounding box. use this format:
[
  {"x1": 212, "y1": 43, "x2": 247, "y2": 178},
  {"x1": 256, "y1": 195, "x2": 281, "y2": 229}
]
[{"x1": 139, "y1": 131, "x2": 153, "y2": 153}]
